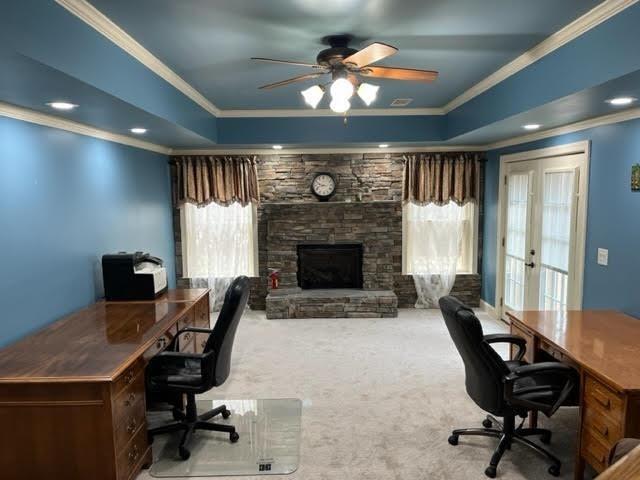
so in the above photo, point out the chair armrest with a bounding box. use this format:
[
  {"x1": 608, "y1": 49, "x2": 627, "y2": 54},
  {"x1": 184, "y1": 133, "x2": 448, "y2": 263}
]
[
  {"x1": 167, "y1": 327, "x2": 213, "y2": 351},
  {"x1": 506, "y1": 361, "x2": 575, "y2": 380},
  {"x1": 504, "y1": 362, "x2": 577, "y2": 416},
  {"x1": 484, "y1": 333, "x2": 527, "y2": 361}
]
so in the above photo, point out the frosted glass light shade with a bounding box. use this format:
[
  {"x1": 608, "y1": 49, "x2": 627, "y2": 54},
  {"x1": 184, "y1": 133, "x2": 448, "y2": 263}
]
[
  {"x1": 329, "y1": 98, "x2": 351, "y2": 113},
  {"x1": 330, "y1": 78, "x2": 354, "y2": 101},
  {"x1": 357, "y1": 83, "x2": 379, "y2": 106},
  {"x1": 301, "y1": 85, "x2": 324, "y2": 108}
]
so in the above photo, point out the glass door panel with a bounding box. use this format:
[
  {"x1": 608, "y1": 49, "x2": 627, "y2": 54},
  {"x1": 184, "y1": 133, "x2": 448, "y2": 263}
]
[
  {"x1": 538, "y1": 169, "x2": 576, "y2": 311},
  {"x1": 503, "y1": 172, "x2": 532, "y2": 311}
]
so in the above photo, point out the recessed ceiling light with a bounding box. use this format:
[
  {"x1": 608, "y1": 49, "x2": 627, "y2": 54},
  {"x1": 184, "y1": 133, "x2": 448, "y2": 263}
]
[
  {"x1": 606, "y1": 96, "x2": 636, "y2": 106},
  {"x1": 47, "y1": 101, "x2": 78, "y2": 111},
  {"x1": 523, "y1": 124, "x2": 541, "y2": 131},
  {"x1": 378, "y1": 144, "x2": 389, "y2": 148},
  {"x1": 272, "y1": 145, "x2": 283, "y2": 150},
  {"x1": 130, "y1": 128, "x2": 147, "y2": 134}
]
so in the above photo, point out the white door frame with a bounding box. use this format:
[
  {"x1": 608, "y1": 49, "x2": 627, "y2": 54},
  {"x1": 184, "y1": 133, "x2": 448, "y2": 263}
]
[{"x1": 495, "y1": 140, "x2": 590, "y2": 319}]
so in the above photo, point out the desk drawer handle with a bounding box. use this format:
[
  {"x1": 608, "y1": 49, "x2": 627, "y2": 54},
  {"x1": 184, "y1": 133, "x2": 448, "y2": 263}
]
[
  {"x1": 597, "y1": 424, "x2": 609, "y2": 438},
  {"x1": 593, "y1": 391, "x2": 611, "y2": 409},
  {"x1": 126, "y1": 419, "x2": 137, "y2": 434},
  {"x1": 128, "y1": 445, "x2": 140, "y2": 463},
  {"x1": 156, "y1": 337, "x2": 167, "y2": 349},
  {"x1": 124, "y1": 371, "x2": 135, "y2": 385},
  {"x1": 124, "y1": 392, "x2": 136, "y2": 407}
]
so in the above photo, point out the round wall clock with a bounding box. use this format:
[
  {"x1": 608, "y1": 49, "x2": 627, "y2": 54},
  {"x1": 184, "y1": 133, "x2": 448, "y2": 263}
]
[{"x1": 311, "y1": 172, "x2": 337, "y2": 201}]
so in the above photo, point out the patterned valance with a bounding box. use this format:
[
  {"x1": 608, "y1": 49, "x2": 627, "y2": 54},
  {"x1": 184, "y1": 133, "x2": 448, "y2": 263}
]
[
  {"x1": 403, "y1": 152, "x2": 482, "y2": 205},
  {"x1": 172, "y1": 156, "x2": 260, "y2": 207}
]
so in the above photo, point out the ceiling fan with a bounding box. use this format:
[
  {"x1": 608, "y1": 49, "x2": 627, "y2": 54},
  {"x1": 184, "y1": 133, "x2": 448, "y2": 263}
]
[{"x1": 251, "y1": 34, "x2": 438, "y2": 113}]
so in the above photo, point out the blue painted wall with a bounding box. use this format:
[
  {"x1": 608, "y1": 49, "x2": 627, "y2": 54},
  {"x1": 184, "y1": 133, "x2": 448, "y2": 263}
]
[
  {"x1": 482, "y1": 118, "x2": 640, "y2": 318},
  {"x1": 0, "y1": 117, "x2": 176, "y2": 347}
]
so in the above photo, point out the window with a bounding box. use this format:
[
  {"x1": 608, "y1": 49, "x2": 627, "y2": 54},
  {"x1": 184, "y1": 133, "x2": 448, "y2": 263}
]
[
  {"x1": 403, "y1": 202, "x2": 477, "y2": 275},
  {"x1": 180, "y1": 202, "x2": 258, "y2": 279}
]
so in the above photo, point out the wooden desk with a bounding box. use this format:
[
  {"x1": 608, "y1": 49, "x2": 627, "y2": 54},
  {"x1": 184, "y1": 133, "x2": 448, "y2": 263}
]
[
  {"x1": 0, "y1": 289, "x2": 210, "y2": 480},
  {"x1": 507, "y1": 310, "x2": 640, "y2": 479}
]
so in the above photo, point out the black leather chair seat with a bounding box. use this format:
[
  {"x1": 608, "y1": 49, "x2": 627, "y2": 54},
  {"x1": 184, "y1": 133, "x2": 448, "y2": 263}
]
[{"x1": 151, "y1": 361, "x2": 203, "y2": 387}]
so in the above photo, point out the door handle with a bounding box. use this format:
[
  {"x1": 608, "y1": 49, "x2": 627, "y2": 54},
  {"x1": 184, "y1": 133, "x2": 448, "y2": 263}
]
[{"x1": 525, "y1": 262, "x2": 535, "y2": 268}]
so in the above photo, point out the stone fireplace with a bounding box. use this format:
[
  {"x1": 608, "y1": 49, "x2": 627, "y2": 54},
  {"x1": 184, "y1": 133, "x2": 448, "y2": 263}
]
[{"x1": 173, "y1": 152, "x2": 482, "y2": 313}]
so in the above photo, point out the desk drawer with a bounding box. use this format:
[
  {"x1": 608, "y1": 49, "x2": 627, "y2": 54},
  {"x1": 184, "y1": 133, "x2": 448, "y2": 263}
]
[
  {"x1": 142, "y1": 324, "x2": 178, "y2": 362},
  {"x1": 112, "y1": 359, "x2": 144, "y2": 397},
  {"x1": 585, "y1": 375, "x2": 624, "y2": 423},
  {"x1": 113, "y1": 372, "x2": 145, "y2": 424},
  {"x1": 178, "y1": 309, "x2": 195, "y2": 331},
  {"x1": 116, "y1": 424, "x2": 148, "y2": 480},
  {"x1": 583, "y1": 402, "x2": 622, "y2": 447},
  {"x1": 581, "y1": 428, "x2": 610, "y2": 473},
  {"x1": 195, "y1": 297, "x2": 210, "y2": 328},
  {"x1": 113, "y1": 376, "x2": 147, "y2": 451},
  {"x1": 510, "y1": 322, "x2": 535, "y2": 363}
]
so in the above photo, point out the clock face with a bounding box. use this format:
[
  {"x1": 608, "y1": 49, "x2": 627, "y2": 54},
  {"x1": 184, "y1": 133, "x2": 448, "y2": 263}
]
[{"x1": 311, "y1": 173, "x2": 336, "y2": 198}]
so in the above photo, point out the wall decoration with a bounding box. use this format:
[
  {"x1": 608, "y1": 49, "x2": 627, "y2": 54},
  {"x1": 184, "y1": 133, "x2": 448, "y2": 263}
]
[{"x1": 632, "y1": 164, "x2": 640, "y2": 191}]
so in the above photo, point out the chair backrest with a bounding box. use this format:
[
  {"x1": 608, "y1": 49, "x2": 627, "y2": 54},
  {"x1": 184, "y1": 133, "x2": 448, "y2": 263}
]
[
  {"x1": 203, "y1": 276, "x2": 250, "y2": 386},
  {"x1": 439, "y1": 296, "x2": 511, "y2": 415}
]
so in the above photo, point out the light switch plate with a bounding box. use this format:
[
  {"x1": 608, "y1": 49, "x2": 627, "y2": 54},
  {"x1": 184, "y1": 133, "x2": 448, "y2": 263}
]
[{"x1": 597, "y1": 248, "x2": 609, "y2": 266}]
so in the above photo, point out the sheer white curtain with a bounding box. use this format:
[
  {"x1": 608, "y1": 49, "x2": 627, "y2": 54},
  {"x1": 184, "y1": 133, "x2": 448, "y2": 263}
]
[
  {"x1": 403, "y1": 202, "x2": 467, "y2": 308},
  {"x1": 181, "y1": 202, "x2": 258, "y2": 310}
]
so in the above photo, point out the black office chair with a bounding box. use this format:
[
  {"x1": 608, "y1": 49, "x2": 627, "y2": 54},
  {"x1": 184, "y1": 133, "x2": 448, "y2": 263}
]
[
  {"x1": 146, "y1": 276, "x2": 250, "y2": 460},
  {"x1": 439, "y1": 296, "x2": 577, "y2": 478}
]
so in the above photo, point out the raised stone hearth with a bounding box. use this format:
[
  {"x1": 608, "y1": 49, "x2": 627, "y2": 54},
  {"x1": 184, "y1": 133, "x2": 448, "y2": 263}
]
[{"x1": 266, "y1": 288, "x2": 398, "y2": 319}]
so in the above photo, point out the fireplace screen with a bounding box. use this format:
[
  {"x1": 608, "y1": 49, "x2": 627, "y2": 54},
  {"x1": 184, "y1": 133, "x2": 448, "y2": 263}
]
[{"x1": 297, "y1": 244, "x2": 363, "y2": 289}]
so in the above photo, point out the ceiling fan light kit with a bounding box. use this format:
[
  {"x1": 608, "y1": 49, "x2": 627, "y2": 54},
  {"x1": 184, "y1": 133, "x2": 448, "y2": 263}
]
[{"x1": 252, "y1": 34, "x2": 438, "y2": 115}]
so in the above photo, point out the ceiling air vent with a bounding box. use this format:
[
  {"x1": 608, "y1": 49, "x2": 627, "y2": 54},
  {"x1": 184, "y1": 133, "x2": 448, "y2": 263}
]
[{"x1": 390, "y1": 98, "x2": 413, "y2": 107}]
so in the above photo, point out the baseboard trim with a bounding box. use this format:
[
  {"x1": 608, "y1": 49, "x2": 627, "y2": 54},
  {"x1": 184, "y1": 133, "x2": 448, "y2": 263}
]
[{"x1": 479, "y1": 300, "x2": 499, "y2": 321}]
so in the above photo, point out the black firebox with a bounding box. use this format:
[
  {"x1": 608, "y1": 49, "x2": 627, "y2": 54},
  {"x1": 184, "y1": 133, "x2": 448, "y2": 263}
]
[{"x1": 297, "y1": 244, "x2": 363, "y2": 289}]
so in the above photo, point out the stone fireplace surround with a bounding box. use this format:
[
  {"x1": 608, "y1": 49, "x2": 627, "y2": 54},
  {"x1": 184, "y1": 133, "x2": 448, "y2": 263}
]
[{"x1": 173, "y1": 152, "x2": 482, "y2": 311}]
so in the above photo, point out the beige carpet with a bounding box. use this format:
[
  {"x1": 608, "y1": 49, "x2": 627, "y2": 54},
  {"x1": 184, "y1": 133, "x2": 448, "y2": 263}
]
[{"x1": 137, "y1": 308, "x2": 587, "y2": 480}]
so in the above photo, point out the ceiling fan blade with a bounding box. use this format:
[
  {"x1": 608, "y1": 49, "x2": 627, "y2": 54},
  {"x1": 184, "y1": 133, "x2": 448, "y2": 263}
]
[
  {"x1": 343, "y1": 42, "x2": 398, "y2": 68},
  {"x1": 360, "y1": 66, "x2": 438, "y2": 82},
  {"x1": 251, "y1": 57, "x2": 323, "y2": 69},
  {"x1": 258, "y1": 72, "x2": 325, "y2": 90}
]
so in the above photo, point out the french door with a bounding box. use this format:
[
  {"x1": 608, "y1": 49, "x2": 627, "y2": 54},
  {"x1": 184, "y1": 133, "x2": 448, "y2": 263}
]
[{"x1": 500, "y1": 151, "x2": 587, "y2": 314}]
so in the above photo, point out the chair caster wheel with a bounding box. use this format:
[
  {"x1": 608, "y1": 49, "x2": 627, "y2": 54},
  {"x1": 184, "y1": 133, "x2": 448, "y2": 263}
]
[
  {"x1": 222, "y1": 408, "x2": 231, "y2": 419},
  {"x1": 548, "y1": 465, "x2": 561, "y2": 477},
  {"x1": 230, "y1": 431, "x2": 240, "y2": 443},
  {"x1": 482, "y1": 419, "x2": 493, "y2": 429},
  {"x1": 448, "y1": 435, "x2": 459, "y2": 446},
  {"x1": 485, "y1": 466, "x2": 497, "y2": 478},
  {"x1": 179, "y1": 446, "x2": 191, "y2": 460},
  {"x1": 541, "y1": 432, "x2": 552, "y2": 444}
]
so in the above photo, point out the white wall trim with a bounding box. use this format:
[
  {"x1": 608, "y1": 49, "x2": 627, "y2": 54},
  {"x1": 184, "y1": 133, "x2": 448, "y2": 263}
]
[
  {"x1": 494, "y1": 140, "x2": 590, "y2": 320},
  {"x1": 56, "y1": 0, "x2": 637, "y2": 119},
  {"x1": 0, "y1": 102, "x2": 171, "y2": 154},
  {"x1": 443, "y1": 0, "x2": 638, "y2": 113},
  {"x1": 55, "y1": 0, "x2": 221, "y2": 117},
  {"x1": 479, "y1": 300, "x2": 499, "y2": 321},
  {"x1": 169, "y1": 145, "x2": 485, "y2": 156},
  {"x1": 486, "y1": 107, "x2": 640, "y2": 150}
]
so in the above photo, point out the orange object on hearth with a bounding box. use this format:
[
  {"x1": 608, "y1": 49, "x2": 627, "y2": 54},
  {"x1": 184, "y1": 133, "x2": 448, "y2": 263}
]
[{"x1": 268, "y1": 269, "x2": 280, "y2": 289}]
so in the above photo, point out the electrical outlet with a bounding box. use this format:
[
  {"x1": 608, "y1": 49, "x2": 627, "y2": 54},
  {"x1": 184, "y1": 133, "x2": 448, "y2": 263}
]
[{"x1": 597, "y1": 248, "x2": 609, "y2": 266}]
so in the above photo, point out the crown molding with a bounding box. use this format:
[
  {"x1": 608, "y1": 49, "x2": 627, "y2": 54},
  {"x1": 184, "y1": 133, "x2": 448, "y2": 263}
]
[
  {"x1": 0, "y1": 102, "x2": 171, "y2": 154},
  {"x1": 56, "y1": 0, "x2": 637, "y2": 119},
  {"x1": 486, "y1": 106, "x2": 640, "y2": 150},
  {"x1": 170, "y1": 145, "x2": 485, "y2": 155},
  {"x1": 55, "y1": 0, "x2": 221, "y2": 116},
  {"x1": 217, "y1": 107, "x2": 445, "y2": 118},
  {"x1": 443, "y1": 0, "x2": 639, "y2": 113}
]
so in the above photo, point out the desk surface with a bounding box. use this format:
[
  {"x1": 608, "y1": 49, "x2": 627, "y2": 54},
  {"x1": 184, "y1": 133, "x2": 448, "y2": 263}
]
[
  {"x1": 0, "y1": 290, "x2": 208, "y2": 383},
  {"x1": 507, "y1": 310, "x2": 640, "y2": 392}
]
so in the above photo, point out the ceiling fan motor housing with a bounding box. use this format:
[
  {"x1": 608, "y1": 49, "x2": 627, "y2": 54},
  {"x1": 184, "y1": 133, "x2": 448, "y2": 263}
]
[{"x1": 317, "y1": 34, "x2": 358, "y2": 67}]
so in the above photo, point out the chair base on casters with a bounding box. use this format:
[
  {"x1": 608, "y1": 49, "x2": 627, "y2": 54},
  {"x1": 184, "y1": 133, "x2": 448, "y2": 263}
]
[
  {"x1": 448, "y1": 414, "x2": 560, "y2": 478},
  {"x1": 148, "y1": 393, "x2": 239, "y2": 460}
]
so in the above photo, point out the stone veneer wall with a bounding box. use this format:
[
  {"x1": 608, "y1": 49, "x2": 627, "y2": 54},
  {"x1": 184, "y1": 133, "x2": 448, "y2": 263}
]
[{"x1": 173, "y1": 152, "x2": 483, "y2": 309}]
